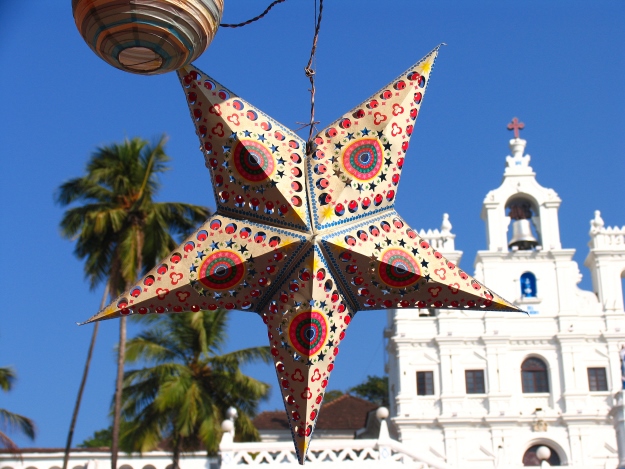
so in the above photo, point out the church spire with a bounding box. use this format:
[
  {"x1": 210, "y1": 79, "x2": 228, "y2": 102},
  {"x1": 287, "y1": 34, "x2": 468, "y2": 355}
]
[
  {"x1": 480, "y1": 119, "x2": 562, "y2": 252},
  {"x1": 504, "y1": 117, "x2": 532, "y2": 175}
]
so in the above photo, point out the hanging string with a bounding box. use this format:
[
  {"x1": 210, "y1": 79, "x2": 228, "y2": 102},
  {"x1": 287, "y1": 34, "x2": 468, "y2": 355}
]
[
  {"x1": 219, "y1": 0, "x2": 324, "y2": 154},
  {"x1": 304, "y1": 0, "x2": 323, "y2": 154},
  {"x1": 220, "y1": 0, "x2": 288, "y2": 28}
]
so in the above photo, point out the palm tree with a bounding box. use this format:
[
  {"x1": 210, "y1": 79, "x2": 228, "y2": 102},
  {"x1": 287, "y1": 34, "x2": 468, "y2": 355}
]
[
  {"x1": 56, "y1": 136, "x2": 210, "y2": 469},
  {"x1": 120, "y1": 310, "x2": 271, "y2": 468},
  {"x1": 0, "y1": 366, "x2": 36, "y2": 452},
  {"x1": 60, "y1": 285, "x2": 108, "y2": 469}
]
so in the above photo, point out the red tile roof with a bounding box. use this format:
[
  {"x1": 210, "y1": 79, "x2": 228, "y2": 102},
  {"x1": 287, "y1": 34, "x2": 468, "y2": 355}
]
[
  {"x1": 254, "y1": 394, "x2": 377, "y2": 431},
  {"x1": 253, "y1": 410, "x2": 291, "y2": 431}
]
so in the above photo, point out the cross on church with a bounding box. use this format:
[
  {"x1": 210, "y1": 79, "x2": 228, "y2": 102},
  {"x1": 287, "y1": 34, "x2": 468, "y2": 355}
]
[{"x1": 507, "y1": 117, "x2": 525, "y2": 138}]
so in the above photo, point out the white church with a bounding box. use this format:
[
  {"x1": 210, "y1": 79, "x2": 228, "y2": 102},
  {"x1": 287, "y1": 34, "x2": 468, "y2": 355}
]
[
  {"x1": 3, "y1": 133, "x2": 624, "y2": 468},
  {"x1": 385, "y1": 132, "x2": 625, "y2": 468}
]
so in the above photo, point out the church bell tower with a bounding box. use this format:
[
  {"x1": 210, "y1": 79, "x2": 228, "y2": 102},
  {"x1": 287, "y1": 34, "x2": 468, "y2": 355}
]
[{"x1": 474, "y1": 119, "x2": 580, "y2": 316}]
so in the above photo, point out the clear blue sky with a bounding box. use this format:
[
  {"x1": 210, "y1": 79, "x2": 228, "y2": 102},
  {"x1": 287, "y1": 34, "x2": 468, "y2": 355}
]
[{"x1": 1, "y1": 0, "x2": 623, "y2": 449}]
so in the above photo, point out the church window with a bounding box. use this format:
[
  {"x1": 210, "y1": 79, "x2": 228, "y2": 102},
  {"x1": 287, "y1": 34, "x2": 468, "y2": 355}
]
[
  {"x1": 587, "y1": 367, "x2": 608, "y2": 391},
  {"x1": 465, "y1": 370, "x2": 485, "y2": 394},
  {"x1": 520, "y1": 272, "x2": 537, "y2": 298},
  {"x1": 521, "y1": 357, "x2": 549, "y2": 393},
  {"x1": 522, "y1": 444, "x2": 561, "y2": 466},
  {"x1": 416, "y1": 371, "x2": 434, "y2": 395}
]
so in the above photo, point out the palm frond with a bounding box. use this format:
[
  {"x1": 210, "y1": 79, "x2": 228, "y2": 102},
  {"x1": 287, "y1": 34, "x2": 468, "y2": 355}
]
[
  {"x1": 0, "y1": 367, "x2": 15, "y2": 392},
  {"x1": 0, "y1": 408, "x2": 36, "y2": 440},
  {"x1": 234, "y1": 412, "x2": 261, "y2": 443},
  {"x1": 124, "y1": 333, "x2": 180, "y2": 364},
  {"x1": 120, "y1": 310, "x2": 271, "y2": 456},
  {"x1": 55, "y1": 177, "x2": 113, "y2": 207},
  {"x1": 0, "y1": 430, "x2": 19, "y2": 452},
  {"x1": 119, "y1": 404, "x2": 168, "y2": 453},
  {"x1": 212, "y1": 346, "x2": 272, "y2": 370}
]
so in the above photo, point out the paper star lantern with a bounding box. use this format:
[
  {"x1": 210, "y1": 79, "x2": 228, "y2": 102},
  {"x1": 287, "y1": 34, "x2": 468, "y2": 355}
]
[
  {"x1": 84, "y1": 45, "x2": 521, "y2": 463},
  {"x1": 72, "y1": 0, "x2": 223, "y2": 74}
]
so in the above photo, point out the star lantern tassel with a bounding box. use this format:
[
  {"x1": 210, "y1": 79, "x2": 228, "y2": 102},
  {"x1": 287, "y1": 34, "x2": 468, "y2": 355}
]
[{"x1": 82, "y1": 44, "x2": 522, "y2": 464}]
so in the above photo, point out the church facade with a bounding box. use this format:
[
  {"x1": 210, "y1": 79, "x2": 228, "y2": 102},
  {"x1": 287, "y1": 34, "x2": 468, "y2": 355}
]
[{"x1": 386, "y1": 132, "x2": 625, "y2": 468}]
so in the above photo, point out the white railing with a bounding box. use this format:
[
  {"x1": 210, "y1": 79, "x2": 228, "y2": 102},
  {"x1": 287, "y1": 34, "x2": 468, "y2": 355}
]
[
  {"x1": 411, "y1": 398, "x2": 442, "y2": 418},
  {"x1": 418, "y1": 214, "x2": 456, "y2": 253},
  {"x1": 418, "y1": 229, "x2": 456, "y2": 252},
  {"x1": 218, "y1": 409, "x2": 450, "y2": 469},
  {"x1": 589, "y1": 226, "x2": 625, "y2": 250},
  {"x1": 588, "y1": 211, "x2": 625, "y2": 250},
  {"x1": 0, "y1": 449, "x2": 218, "y2": 469},
  {"x1": 519, "y1": 395, "x2": 552, "y2": 415},
  {"x1": 220, "y1": 438, "x2": 450, "y2": 468},
  {"x1": 1, "y1": 412, "x2": 451, "y2": 469},
  {"x1": 462, "y1": 397, "x2": 488, "y2": 415},
  {"x1": 0, "y1": 439, "x2": 449, "y2": 469}
]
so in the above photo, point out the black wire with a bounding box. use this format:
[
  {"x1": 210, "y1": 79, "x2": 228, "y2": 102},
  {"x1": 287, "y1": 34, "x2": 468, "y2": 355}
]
[
  {"x1": 220, "y1": 0, "x2": 288, "y2": 28},
  {"x1": 304, "y1": 0, "x2": 323, "y2": 153}
]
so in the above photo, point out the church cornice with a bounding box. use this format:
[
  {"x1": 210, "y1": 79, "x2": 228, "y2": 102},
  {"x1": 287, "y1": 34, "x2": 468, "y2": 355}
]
[
  {"x1": 507, "y1": 338, "x2": 557, "y2": 346},
  {"x1": 389, "y1": 330, "x2": 612, "y2": 345},
  {"x1": 394, "y1": 413, "x2": 610, "y2": 428},
  {"x1": 475, "y1": 249, "x2": 576, "y2": 260},
  {"x1": 555, "y1": 333, "x2": 603, "y2": 343}
]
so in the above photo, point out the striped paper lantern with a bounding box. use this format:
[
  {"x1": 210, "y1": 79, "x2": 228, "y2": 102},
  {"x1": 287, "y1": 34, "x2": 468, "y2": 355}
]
[{"x1": 72, "y1": 0, "x2": 224, "y2": 75}]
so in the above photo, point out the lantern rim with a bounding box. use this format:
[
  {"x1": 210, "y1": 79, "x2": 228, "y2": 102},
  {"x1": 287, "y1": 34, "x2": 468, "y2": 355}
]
[{"x1": 118, "y1": 46, "x2": 164, "y2": 73}]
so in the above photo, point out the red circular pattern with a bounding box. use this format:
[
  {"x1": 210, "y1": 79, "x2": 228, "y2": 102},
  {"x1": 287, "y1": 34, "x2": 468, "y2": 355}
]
[
  {"x1": 198, "y1": 250, "x2": 246, "y2": 290},
  {"x1": 288, "y1": 310, "x2": 328, "y2": 357},
  {"x1": 232, "y1": 139, "x2": 275, "y2": 182},
  {"x1": 341, "y1": 138, "x2": 384, "y2": 181},
  {"x1": 378, "y1": 248, "x2": 421, "y2": 288}
]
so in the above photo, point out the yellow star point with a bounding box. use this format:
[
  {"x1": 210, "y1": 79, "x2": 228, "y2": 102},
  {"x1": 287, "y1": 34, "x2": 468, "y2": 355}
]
[
  {"x1": 320, "y1": 205, "x2": 334, "y2": 221},
  {"x1": 298, "y1": 440, "x2": 308, "y2": 458},
  {"x1": 312, "y1": 256, "x2": 321, "y2": 273}
]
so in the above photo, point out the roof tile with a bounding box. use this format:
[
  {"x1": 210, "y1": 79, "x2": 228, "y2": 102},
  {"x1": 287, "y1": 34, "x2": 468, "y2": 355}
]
[{"x1": 253, "y1": 394, "x2": 377, "y2": 431}]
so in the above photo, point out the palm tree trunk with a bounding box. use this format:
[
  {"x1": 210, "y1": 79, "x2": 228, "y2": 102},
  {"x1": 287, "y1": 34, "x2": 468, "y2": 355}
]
[
  {"x1": 112, "y1": 230, "x2": 142, "y2": 469},
  {"x1": 63, "y1": 285, "x2": 109, "y2": 469},
  {"x1": 111, "y1": 315, "x2": 126, "y2": 469},
  {"x1": 172, "y1": 435, "x2": 182, "y2": 469}
]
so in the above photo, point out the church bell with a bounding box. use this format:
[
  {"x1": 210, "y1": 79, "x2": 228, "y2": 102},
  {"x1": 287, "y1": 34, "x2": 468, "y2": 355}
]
[{"x1": 509, "y1": 219, "x2": 539, "y2": 250}]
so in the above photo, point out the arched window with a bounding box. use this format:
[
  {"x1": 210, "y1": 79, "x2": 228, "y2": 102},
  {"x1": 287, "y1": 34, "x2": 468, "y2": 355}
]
[
  {"x1": 520, "y1": 272, "x2": 537, "y2": 298},
  {"x1": 521, "y1": 357, "x2": 549, "y2": 393},
  {"x1": 522, "y1": 444, "x2": 561, "y2": 466}
]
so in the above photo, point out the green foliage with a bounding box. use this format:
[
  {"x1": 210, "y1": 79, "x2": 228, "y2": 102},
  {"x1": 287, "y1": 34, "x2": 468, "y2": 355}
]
[
  {"x1": 0, "y1": 366, "x2": 35, "y2": 451},
  {"x1": 322, "y1": 390, "x2": 344, "y2": 403},
  {"x1": 79, "y1": 427, "x2": 112, "y2": 448},
  {"x1": 56, "y1": 136, "x2": 211, "y2": 465},
  {"x1": 55, "y1": 136, "x2": 210, "y2": 293},
  {"x1": 348, "y1": 375, "x2": 389, "y2": 406},
  {"x1": 119, "y1": 310, "x2": 272, "y2": 456},
  {"x1": 0, "y1": 366, "x2": 15, "y2": 392}
]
